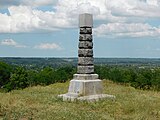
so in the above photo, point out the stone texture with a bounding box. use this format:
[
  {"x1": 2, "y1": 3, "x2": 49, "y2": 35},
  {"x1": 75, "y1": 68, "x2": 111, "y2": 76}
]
[
  {"x1": 77, "y1": 66, "x2": 94, "y2": 74},
  {"x1": 78, "y1": 57, "x2": 93, "y2": 65},
  {"x1": 73, "y1": 74, "x2": 99, "y2": 80},
  {"x1": 79, "y1": 13, "x2": 93, "y2": 27},
  {"x1": 78, "y1": 49, "x2": 93, "y2": 57},
  {"x1": 79, "y1": 34, "x2": 92, "y2": 41},
  {"x1": 68, "y1": 79, "x2": 103, "y2": 96},
  {"x1": 79, "y1": 41, "x2": 93, "y2": 49},
  {"x1": 58, "y1": 79, "x2": 116, "y2": 102},
  {"x1": 80, "y1": 27, "x2": 92, "y2": 34}
]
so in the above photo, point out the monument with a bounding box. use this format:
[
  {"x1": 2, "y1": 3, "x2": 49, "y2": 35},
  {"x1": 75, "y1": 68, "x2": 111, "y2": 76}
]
[{"x1": 59, "y1": 13, "x2": 115, "y2": 101}]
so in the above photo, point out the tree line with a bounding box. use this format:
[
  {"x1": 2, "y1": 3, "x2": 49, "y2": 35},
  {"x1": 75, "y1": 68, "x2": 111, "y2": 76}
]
[
  {"x1": 95, "y1": 65, "x2": 160, "y2": 90},
  {"x1": 0, "y1": 61, "x2": 76, "y2": 92},
  {"x1": 0, "y1": 61, "x2": 160, "y2": 92}
]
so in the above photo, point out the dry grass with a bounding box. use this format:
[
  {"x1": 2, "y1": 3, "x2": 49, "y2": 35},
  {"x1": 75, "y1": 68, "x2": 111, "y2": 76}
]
[{"x1": 0, "y1": 80, "x2": 160, "y2": 120}]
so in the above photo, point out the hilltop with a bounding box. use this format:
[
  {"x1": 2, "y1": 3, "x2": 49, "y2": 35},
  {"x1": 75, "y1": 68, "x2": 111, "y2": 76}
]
[{"x1": 0, "y1": 80, "x2": 160, "y2": 120}]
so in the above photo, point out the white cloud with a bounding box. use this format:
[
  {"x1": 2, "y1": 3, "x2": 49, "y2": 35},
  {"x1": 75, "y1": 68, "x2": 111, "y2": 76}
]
[
  {"x1": 0, "y1": 0, "x2": 160, "y2": 39},
  {"x1": 0, "y1": 0, "x2": 58, "y2": 8},
  {"x1": 108, "y1": 0, "x2": 160, "y2": 18},
  {"x1": 147, "y1": 0, "x2": 160, "y2": 6},
  {"x1": 34, "y1": 43, "x2": 62, "y2": 50},
  {"x1": 21, "y1": 0, "x2": 58, "y2": 7},
  {"x1": 0, "y1": 5, "x2": 74, "y2": 33},
  {"x1": 0, "y1": 13, "x2": 11, "y2": 33},
  {"x1": 94, "y1": 23, "x2": 160, "y2": 38},
  {"x1": 0, "y1": 39, "x2": 27, "y2": 48},
  {"x1": 55, "y1": 0, "x2": 125, "y2": 22}
]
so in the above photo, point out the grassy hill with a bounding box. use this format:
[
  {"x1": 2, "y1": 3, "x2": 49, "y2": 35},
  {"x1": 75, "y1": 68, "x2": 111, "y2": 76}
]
[{"x1": 0, "y1": 80, "x2": 160, "y2": 120}]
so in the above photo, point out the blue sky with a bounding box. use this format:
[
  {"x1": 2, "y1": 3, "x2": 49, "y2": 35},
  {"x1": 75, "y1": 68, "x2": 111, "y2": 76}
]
[{"x1": 0, "y1": 0, "x2": 160, "y2": 58}]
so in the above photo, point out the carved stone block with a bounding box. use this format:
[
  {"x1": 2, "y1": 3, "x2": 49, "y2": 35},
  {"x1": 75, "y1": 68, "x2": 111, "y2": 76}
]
[
  {"x1": 77, "y1": 66, "x2": 94, "y2": 74},
  {"x1": 78, "y1": 57, "x2": 93, "y2": 65},
  {"x1": 80, "y1": 27, "x2": 92, "y2": 34},
  {"x1": 78, "y1": 49, "x2": 93, "y2": 57},
  {"x1": 79, "y1": 41, "x2": 93, "y2": 49},
  {"x1": 79, "y1": 34, "x2": 92, "y2": 41}
]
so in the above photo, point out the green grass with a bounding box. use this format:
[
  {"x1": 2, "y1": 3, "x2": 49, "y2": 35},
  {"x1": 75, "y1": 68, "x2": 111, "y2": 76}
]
[{"x1": 0, "y1": 80, "x2": 160, "y2": 120}]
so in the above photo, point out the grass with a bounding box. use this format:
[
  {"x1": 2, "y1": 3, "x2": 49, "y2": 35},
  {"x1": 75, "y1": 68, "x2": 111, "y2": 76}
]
[{"x1": 0, "y1": 80, "x2": 160, "y2": 120}]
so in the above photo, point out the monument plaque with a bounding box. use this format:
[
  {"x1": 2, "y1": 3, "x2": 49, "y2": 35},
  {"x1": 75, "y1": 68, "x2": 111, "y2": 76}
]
[{"x1": 59, "y1": 13, "x2": 115, "y2": 101}]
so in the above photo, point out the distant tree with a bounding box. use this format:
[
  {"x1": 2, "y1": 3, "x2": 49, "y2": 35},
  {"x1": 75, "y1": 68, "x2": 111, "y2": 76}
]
[
  {"x1": 108, "y1": 68, "x2": 123, "y2": 83},
  {"x1": 121, "y1": 69, "x2": 136, "y2": 83},
  {"x1": 4, "y1": 67, "x2": 29, "y2": 91},
  {"x1": 151, "y1": 69, "x2": 160, "y2": 90},
  {"x1": 37, "y1": 67, "x2": 55, "y2": 85},
  {"x1": 95, "y1": 65, "x2": 110, "y2": 80},
  {"x1": 0, "y1": 62, "x2": 12, "y2": 87},
  {"x1": 27, "y1": 70, "x2": 39, "y2": 86},
  {"x1": 54, "y1": 68, "x2": 68, "y2": 83}
]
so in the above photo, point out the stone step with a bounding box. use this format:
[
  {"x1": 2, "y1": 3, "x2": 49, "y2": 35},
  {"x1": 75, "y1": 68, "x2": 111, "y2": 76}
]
[{"x1": 73, "y1": 74, "x2": 99, "y2": 80}]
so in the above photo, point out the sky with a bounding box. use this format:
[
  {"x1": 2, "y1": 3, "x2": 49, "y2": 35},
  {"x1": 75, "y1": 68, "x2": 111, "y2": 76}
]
[{"x1": 0, "y1": 0, "x2": 160, "y2": 58}]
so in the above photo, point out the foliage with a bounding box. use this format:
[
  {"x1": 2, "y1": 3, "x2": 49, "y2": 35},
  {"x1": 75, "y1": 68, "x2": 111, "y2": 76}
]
[
  {"x1": 1, "y1": 61, "x2": 160, "y2": 91},
  {"x1": 2, "y1": 64, "x2": 76, "y2": 91},
  {"x1": 0, "y1": 61, "x2": 12, "y2": 87},
  {"x1": 4, "y1": 67, "x2": 29, "y2": 91},
  {"x1": 95, "y1": 65, "x2": 160, "y2": 91}
]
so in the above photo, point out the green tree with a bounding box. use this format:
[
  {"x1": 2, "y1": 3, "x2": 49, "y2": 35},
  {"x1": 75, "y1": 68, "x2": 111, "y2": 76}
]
[
  {"x1": 121, "y1": 69, "x2": 136, "y2": 83},
  {"x1": 4, "y1": 67, "x2": 29, "y2": 91},
  {"x1": 37, "y1": 67, "x2": 55, "y2": 85},
  {"x1": 109, "y1": 68, "x2": 123, "y2": 83},
  {"x1": 0, "y1": 62, "x2": 12, "y2": 87},
  {"x1": 151, "y1": 69, "x2": 160, "y2": 90}
]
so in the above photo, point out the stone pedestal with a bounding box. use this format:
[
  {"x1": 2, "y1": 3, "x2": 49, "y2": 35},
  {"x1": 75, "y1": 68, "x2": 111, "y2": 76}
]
[
  {"x1": 59, "y1": 80, "x2": 115, "y2": 101},
  {"x1": 59, "y1": 74, "x2": 115, "y2": 102},
  {"x1": 58, "y1": 13, "x2": 115, "y2": 102}
]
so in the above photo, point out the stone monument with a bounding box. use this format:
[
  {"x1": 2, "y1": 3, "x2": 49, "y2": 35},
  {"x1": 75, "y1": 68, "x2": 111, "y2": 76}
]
[{"x1": 59, "y1": 13, "x2": 115, "y2": 101}]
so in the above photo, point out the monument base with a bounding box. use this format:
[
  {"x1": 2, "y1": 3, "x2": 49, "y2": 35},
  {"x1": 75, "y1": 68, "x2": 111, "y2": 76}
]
[
  {"x1": 59, "y1": 93, "x2": 115, "y2": 102},
  {"x1": 58, "y1": 74, "x2": 115, "y2": 102}
]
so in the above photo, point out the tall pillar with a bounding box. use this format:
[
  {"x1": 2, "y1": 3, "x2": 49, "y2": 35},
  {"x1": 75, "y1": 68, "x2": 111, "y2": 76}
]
[{"x1": 59, "y1": 13, "x2": 115, "y2": 102}]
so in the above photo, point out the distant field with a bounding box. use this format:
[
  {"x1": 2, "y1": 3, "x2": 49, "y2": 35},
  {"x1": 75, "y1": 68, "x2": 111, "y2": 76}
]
[
  {"x1": 0, "y1": 80, "x2": 160, "y2": 120},
  {"x1": 1, "y1": 57, "x2": 160, "y2": 68}
]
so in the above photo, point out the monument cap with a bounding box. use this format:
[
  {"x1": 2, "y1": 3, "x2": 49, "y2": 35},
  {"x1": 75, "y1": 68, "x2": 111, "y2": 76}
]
[{"x1": 79, "y1": 13, "x2": 93, "y2": 27}]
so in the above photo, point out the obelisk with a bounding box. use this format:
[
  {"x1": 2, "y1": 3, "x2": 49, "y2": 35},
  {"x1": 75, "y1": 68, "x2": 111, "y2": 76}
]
[{"x1": 59, "y1": 13, "x2": 115, "y2": 101}]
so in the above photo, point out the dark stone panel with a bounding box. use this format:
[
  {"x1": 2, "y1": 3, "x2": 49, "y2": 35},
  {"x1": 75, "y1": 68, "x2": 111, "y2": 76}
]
[
  {"x1": 80, "y1": 27, "x2": 92, "y2": 34},
  {"x1": 79, "y1": 41, "x2": 93, "y2": 49},
  {"x1": 79, "y1": 34, "x2": 92, "y2": 41}
]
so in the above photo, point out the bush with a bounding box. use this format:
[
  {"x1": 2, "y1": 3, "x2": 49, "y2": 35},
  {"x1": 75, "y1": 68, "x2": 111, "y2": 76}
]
[{"x1": 4, "y1": 67, "x2": 29, "y2": 91}]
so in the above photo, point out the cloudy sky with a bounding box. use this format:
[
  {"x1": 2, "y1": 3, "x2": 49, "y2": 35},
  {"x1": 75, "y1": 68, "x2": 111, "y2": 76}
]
[{"x1": 0, "y1": 0, "x2": 160, "y2": 58}]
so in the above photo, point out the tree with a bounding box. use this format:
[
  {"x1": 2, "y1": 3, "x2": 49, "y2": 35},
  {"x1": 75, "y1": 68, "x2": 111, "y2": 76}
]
[
  {"x1": 0, "y1": 62, "x2": 12, "y2": 87},
  {"x1": 4, "y1": 67, "x2": 29, "y2": 91}
]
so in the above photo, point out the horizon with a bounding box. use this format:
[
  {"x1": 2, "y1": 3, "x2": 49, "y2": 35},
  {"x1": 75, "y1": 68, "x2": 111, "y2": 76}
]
[{"x1": 0, "y1": 56, "x2": 160, "y2": 59}]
